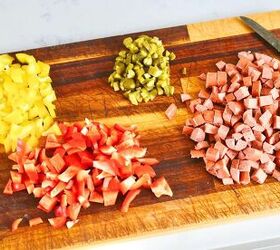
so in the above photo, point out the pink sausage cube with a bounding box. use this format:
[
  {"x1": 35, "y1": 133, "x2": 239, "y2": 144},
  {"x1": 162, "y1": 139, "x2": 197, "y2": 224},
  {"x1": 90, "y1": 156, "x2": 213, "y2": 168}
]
[
  {"x1": 190, "y1": 149, "x2": 206, "y2": 159},
  {"x1": 195, "y1": 104, "x2": 207, "y2": 112},
  {"x1": 274, "y1": 141, "x2": 280, "y2": 151},
  {"x1": 221, "y1": 84, "x2": 229, "y2": 92},
  {"x1": 226, "y1": 149, "x2": 238, "y2": 160},
  {"x1": 204, "y1": 123, "x2": 218, "y2": 134},
  {"x1": 247, "y1": 160, "x2": 259, "y2": 169},
  {"x1": 240, "y1": 171, "x2": 250, "y2": 185},
  {"x1": 222, "y1": 178, "x2": 234, "y2": 185},
  {"x1": 238, "y1": 160, "x2": 251, "y2": 172},
  {"x1": 223, "y1": 106, "x2": 233, "y2": 125},
  {"x1": 251, "y1": 168, "x2": 267, "y2": 184},
  {"x1": 231, "y1": 73, "x2": 242, "y2": 84},
  {"x1": 268, "y1": 131, "x2": 280, "y2": 144},
  {"x1": 198, "y1": 73, "x2": 206, "y2": 80},
  {"x1": 216, "y1": 165, "x2": 230, "y2": 179},
  {"x1": 190, "y1": 128, "x2": 205, "y2": 142},
  {"x1": 232, "y1": 132, "x2": 243, "y2": 140},
  {"x1": 195, "y1": 141, "x2": 209, "y2": 150},
  {"x1": 213, "y1": 110, "x2": 223, "y2": 125},
  {"x1": 256, "y1": 59, "x2": 265, "y2": 66},
  {"x1": 234, "y1": 86, "x2": 250, "y2": 101},
  {"x1": 238, "y1": 151, "x2": 246, "y2": 160},
  {"x1": 214, "y1": 141, "x2": 228, "y2": 158},
  {"x1": 198, "y1": 89, "x2": 210, "y2": 99},
  {"x1": 192, "y1": 113, "x2": 205, "y2": 127},
  {"x1": 217, "y1": 125, "x2": 230, "y2": 140},
  {"x1": 231, "y1": 115, "x2": 242, "y2": 126},
  {"x1": 259, "y1": 110, "x2": 272, "y2": 128},
  {"x1": 271, "y1": 59, "x2": 279, "y2": 70},
  {"x1": 248, "y1": 67, "x2": 261, "y2": 81},
  {"x1": 217, "y1": 71, "x2": 227, "y2": 86},
  {"x1": 205, "y1": 160, "x2": 215, "y2": 171},
  {"x1": 252, "y1": 124, "x2": 265, "y2": 132},
  {"x1": 259, "y1": 95, "x2": 273, "y2": 107},
  {"x1": 242, "y1": 129, "x2": 255, "y2": 142},
  {"x1": 263, "y1": 142, "x2": 275, "y2": 154},
  {"x1": 253, "y1": 131, "x2": 265, "y2": 142},
  {"x1": 227, "y1": 101, "x2": 244, "y2": 115},
  {"x1": 270, "y1": 88, "x2": 279, "y2": 100},
  {"x1": 214, "y1": 158, "x2": 228, "y2": 171},
  {"x1": 225, "y1": 93, "x2": 236, "y2": 102},
  {"x1": 216, "y1": 61, "x2": 226, "y2": 70},
  {"x1": 262, "y1": 65, "x2": 273, "y2": 79},
  {"x1": 230, "y1": 167, "x2": 240, "y2": 183},
  {"x1": 206, "y1": 72, "x2": 217, "y2": 88},
  {"x1": 189, "y1": 99, "x2": 202, "y2": 113},
  {"x1": 180, "y1": 93, "x2": 192, "y2": 102},
  {"x1": 243, "y1": 147, "x2": 262, "y2": 161},
  {"x1": 203, "y1": 110, "x2": 215, "y2": 123},
  {"x1": 206, "y1": 147, "x2": 220, "y2": 162},
  {"x1": 182, "y1": 126, "x2": 193, "y2": 136},
  {"x1": 244, "y1": 98, "x2": 258, "y2": 109},
  {"x1": 252, "y1": 80, "x2": 262, "y2": 97},
  {"x1": 203, "y1": 99, "x2": 214, "y2": 110},
  {"x1": 273, "y1": 116, "x2": 280, "y2": 129},
  {"x1": 261, "y1": 161, "x2": 276, "y2": 174},
  {"x1": 225, "y1": 138, "x2": 247, "y2": 151},
  {"x1": 231, "y1": 159, "x2": 240, "y2": 169},
  {"x1": 238, "y1": 51, "x2": 254, "y2": 61},
  {"x1": 243, "y1": 76, "x2": 252, "y2": 86},
  {"x1": 260, "y1": 153, "x2": 270, "y2": 164},
  {"x1": 272, "y1": 169, "x2": 280, "y2": 181},
  {"x1": 236, "y1": 57, "x2": 250, "y2": 70},
  {"x1": 255, "y1": 53, "x2": 272, "y2": 63},
  {"x1": 165, "y1": 103, "x2": 177, "y2": 119},
  {"x1": 228, "y1": 82, "x2": 241, "y2": 93}
]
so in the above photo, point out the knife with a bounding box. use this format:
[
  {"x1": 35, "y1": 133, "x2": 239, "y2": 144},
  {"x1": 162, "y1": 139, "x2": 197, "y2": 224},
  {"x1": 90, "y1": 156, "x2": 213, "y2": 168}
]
[{"x1": 240, "y1": 16, "x2": 280, "y2": 53}]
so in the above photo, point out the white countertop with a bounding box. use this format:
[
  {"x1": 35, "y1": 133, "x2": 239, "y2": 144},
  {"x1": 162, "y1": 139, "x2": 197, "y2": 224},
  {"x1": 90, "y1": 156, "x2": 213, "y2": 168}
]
[{"x1": 1, "y1": 0, "x2": 280, "y2": 249}]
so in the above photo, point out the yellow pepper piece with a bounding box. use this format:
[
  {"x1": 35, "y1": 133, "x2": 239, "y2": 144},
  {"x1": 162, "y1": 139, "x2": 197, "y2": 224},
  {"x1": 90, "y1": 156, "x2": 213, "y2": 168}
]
[{"x1": 0, "y1": 53, "x2": 57, "y2": 152}]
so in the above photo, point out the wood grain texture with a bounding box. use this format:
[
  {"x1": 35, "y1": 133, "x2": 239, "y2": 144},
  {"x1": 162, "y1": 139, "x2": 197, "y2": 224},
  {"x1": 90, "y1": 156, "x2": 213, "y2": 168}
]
[
  {"x1": 1, "y1": 10, "x2": 280, "y2": 250},
  {"x1": 187, "y1": 10, "x2": 280, "y2": 42}
]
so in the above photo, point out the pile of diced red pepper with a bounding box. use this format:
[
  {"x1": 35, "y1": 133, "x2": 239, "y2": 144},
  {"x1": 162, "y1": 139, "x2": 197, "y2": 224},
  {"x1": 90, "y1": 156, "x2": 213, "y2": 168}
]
[{"x1": 4, "y1": 119, "x2": 172, "y2": 230}]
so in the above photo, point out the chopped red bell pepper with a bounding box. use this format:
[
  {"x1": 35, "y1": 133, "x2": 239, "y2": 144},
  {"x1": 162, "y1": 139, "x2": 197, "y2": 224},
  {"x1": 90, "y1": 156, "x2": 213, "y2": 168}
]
[
  {"x1": 121, "y1": 189, "x2": 141, "y2": 212},
  {"x1": 4, "y1": 119, "x2": 172, "y2": 230},
  {"x1": 151, "y1": 177, "x2": 173, "y2": 198},
  {"x1": 11, "y1": 218, "x2": 23, "y2": 232}
]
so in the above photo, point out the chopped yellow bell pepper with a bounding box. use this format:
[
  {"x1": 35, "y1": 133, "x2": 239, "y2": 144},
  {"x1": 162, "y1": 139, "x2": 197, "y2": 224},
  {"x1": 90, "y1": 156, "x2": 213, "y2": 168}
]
[{"x1": 0, "y1": 53, "x2": 58, "y2": 152}]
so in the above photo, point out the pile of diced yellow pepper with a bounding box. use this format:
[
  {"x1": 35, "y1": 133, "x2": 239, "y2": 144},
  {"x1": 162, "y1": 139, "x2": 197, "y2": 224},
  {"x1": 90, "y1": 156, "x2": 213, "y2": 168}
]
[{"x1": 0, "y1": 53, "x2": 57, "y2": 152}]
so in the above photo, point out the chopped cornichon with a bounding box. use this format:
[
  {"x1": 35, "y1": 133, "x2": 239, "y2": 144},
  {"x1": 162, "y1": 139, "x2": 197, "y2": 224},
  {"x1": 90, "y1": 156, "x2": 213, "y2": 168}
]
[{"x1": 108, "y1": 35, "x2": 175, "y2": 105}]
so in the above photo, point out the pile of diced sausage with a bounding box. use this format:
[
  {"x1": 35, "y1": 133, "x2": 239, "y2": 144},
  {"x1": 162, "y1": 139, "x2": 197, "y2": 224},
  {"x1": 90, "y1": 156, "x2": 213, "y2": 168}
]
[{"x1": 183, "y1": 51, "x2": 280, "y2": 185}]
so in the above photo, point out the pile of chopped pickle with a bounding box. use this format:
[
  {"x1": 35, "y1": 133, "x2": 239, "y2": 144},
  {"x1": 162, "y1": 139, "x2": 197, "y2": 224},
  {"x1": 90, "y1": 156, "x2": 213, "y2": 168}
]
[
  {"x1": 0, "y1": 53, "x2": 57, "y2": 152},
  {"x1": 108, "y1": 35, "x2": 176, "y2": 105}
]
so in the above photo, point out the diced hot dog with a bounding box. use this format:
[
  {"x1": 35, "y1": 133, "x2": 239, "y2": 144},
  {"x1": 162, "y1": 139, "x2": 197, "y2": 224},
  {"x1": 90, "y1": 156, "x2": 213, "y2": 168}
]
[
  {"x1": 206, "y1": 147, "x2": 220, "y2": 162},
  {"x1": 252, "y1": 81, "x2": 261, "y2": 97},
  {"x1": 234, "y1": 86, "x2": 250, "y2": 100},
  {"x1": 185, "y1": 51, "x2": 280, "y2": 186},
  {"x1": 190, "y1": 128, "x2": 205, "y2": 142},
  {"x1": 251, "y1": 168, "x2": 267, "y2": 184},
  {"x1": 206, "y1": 72, "x2": 217, "y2": 88}
]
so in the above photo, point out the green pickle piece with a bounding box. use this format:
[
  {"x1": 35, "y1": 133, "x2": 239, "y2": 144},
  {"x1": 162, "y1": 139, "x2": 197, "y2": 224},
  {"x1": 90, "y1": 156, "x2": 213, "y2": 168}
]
[
  {"x1": 122, "y1": 78, "x2": 136, "y2": 90},
  {"x1": 112, "y1": 82, "x2": 120, "y2": 91},
  {"x1": 108, "y1": 34, "x2": 175, "y2": 104},
  {"x1": 128, "y1": 91, "x2": 138, "y2": 105}
]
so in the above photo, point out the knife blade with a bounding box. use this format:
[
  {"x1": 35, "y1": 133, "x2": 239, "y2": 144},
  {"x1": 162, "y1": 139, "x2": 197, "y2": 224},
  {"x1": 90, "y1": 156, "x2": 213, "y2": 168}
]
[{"x1": 240, "y1": 16, "x2": 280, "y2": 53}]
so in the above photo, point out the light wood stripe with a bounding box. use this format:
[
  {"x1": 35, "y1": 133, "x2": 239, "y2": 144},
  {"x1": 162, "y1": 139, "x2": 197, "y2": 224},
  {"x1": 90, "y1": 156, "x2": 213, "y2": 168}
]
[{"x1": 187, "y1": 10, "x2": 280, "y2": 42}]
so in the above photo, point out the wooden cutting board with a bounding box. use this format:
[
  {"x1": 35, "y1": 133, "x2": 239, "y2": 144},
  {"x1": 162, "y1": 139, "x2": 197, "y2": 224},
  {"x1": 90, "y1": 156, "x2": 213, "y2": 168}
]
[{"x1": 1, "y1": 10, "x2": 280, "y2": 250}]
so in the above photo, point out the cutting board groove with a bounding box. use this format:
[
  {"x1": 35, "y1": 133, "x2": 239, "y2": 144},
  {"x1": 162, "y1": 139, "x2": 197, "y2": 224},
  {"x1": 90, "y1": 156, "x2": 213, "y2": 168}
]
[{"x1": 0, "y1": 10, "x2": 280, "y2": 250}]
